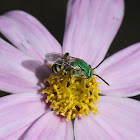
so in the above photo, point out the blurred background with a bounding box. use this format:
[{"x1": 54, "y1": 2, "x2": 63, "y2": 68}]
[{"x1": 0, "y1": 0, "x2": 140, "y2": 100}]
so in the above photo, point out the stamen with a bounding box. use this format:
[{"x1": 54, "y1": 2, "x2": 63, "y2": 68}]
[{"x1": 42, "y1": 72, "x2": 101, "y2": 121}]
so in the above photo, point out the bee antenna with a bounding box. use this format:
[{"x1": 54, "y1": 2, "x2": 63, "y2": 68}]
[
  {"x1": 93, "y1": 54, "x2": 109, "y2": 70},
  {"x1": 93, "y1": 74, "x2": 110, "y2": 86},
  {"x1": 93, "y1": 58, "x2": 105, "y2": 70}
]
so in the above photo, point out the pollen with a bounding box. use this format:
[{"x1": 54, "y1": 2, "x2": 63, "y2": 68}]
[{"x1": 42, "y1": 72, "x2": 101, "y2": 121}]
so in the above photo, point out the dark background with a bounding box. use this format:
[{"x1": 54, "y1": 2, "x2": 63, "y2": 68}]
[{"x1": 0, "y1": 0, "x2": 140, "y2": 100}]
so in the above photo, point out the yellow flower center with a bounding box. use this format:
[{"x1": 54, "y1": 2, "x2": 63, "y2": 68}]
[{"x1": 42, "y1": 71, "x2": 101, "y2": 121}]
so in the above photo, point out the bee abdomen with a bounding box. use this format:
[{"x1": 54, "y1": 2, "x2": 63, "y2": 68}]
[
  {"x1": 52, "y1": 64, "x2": 57, "y2": 74},
  {"x1": 52, "y1": 63, "x2": 65, "y2": 74}
]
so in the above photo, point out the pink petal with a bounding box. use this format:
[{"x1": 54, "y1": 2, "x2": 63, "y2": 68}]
[
  {"x1": 5, "y1": 124, "x2": 31, "y2": 140},
  {"x1": 0, "y1": 92, "x2": 49, "y2": 139},
  {"x1": 75, "y1": 96, "x2": 140, "y2": 140},
  {"x1": 96, "y1": 43, "x2": 140, "y2": 97},
  {"x1": 0, "y1": 10, "x2": 62, "y2": 62},
  {"x1": 63, "y1": 0, "x2": 124, "y2": 66},
  {"x1": 0, "y1": 38, "x2": 50, "y2": 94},
  {"x1": 23, "y1": 111, "x2": 73, "y2": 140}
]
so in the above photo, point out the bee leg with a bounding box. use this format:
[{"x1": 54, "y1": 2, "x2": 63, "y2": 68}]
[
  {"x1": 62, "y1": 70, "x2": 67, "y2": 76},
  {"x1": 64, "y1": 53, "x2": 70, "y2": 61}
]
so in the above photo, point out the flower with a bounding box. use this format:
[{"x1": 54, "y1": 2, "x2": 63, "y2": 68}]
[{"x1": 0, "y1": 0, "x2": 140, "y2": 139}]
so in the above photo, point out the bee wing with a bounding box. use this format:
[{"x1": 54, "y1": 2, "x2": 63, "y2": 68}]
[
  {"x1": 45, "y1": 53, "x2": 64, "y2": 63},
  {"x1": 45, "y1": 53, "x2": 83, "y2": 71},
  {"x1": 68, "y1": 57, "x2": 76, "y2": 63}
]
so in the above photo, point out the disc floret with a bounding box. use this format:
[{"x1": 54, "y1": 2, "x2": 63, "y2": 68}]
[{"x1": 42, "y1": 72, "x2": 100, "y2": 121}]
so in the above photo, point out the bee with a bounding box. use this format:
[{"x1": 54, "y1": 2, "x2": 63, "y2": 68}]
[{"x1": 45, "y1": 52, "x2": 109, "y2": 86}]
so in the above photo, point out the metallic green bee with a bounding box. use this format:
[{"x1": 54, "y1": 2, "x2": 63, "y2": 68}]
[{"x1": 45, "y1": 52, "x2": 109, "y2": 85}]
